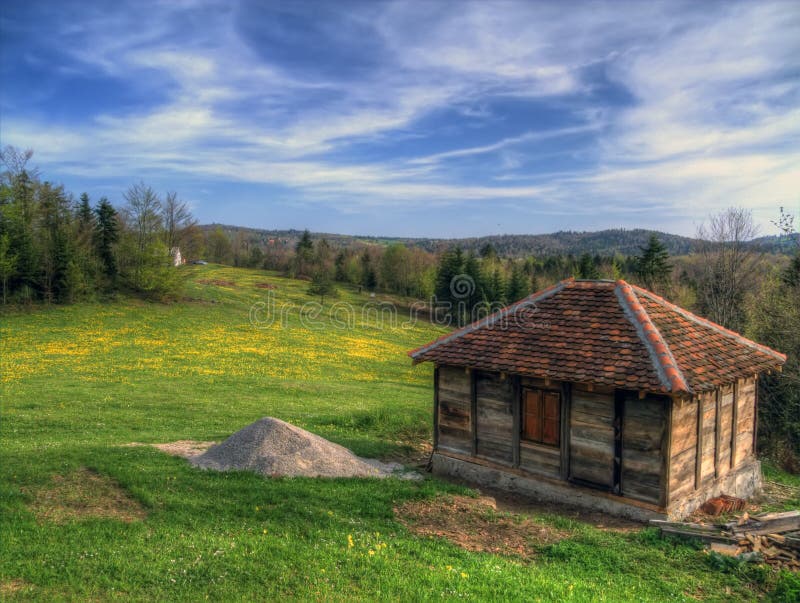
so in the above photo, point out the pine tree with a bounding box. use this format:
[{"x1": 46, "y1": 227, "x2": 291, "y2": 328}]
[
  {"x1": 782, "y1": 252, "x2": 800, "y2": 288},
  {"x1": 77, "y1": 192, "x2": 94, "y2": 229},
  {"x1": 486, "y1": 267, "x2": 506, "y2": 306},
  {"x1": 462, "y1": 252, "x2": 483, "y2": 320},
  {"x1": 635, "y1": 234, "x2": 671, "y2": 292},
  {"x1": 94, "y1": 197, "x2": 119, "y2": 286},
  {"x1": 577, "y1": 253, "x2": 600, "y2": 279},
  {"x1": 307, "y1": 269, "x2": 336, "y2": 304},
  {"x1": 294, "y1": 229, "x2": 314, "y2": 277},
  {"x1": 435, "y1": 247, "x2": 465, "y2": 303},
  {"x1": 507, "y1": 262, "x2": 529, "y2": 302},
  {"x1": 0, "y1": 233, "x2": 16, "y2": 304},
  {"x1": 360, "y1": 249, "x2": 377, "y2": 291},
  {"x1": 434, "y1": 247, "x2": 465, "y2": 324}
]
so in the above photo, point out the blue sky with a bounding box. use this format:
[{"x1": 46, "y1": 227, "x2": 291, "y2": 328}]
[{"x1": 1, "y1": 0, "x2": 798, "y2": 237}]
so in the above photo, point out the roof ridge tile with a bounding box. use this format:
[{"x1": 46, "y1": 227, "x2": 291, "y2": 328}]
[{"x1": 615, "y1": 280, "x2": 691, "y2": 394}]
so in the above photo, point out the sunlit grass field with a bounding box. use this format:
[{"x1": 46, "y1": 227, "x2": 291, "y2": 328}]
[{"x1": 0, "y1": 265, "x2": 793, "y2": 600}]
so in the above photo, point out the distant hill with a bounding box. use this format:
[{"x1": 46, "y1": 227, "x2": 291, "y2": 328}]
[
  {"x1": 200, "y1": 224, "x2": 796, "y2": 258},
  {"x1": 750, "y1": 233, "x2": 800, "y2": 254}
]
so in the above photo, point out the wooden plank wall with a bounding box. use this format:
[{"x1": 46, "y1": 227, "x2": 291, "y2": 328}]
[
  {"x1": 475, "y1": 370, "x2": 514, "y2": 465},
  {"x1": 700, "y1": 391, "x2": 717, "y2": 483},
  {"x1": 669, "y1": 397, "x2": 698, "y2": 502},
  {"x1": 734, "y1": 377, "x2": 756, "y2": 465},
  {"x1": 668, "y1": 376, "x2": 757, "y2": 504},
  {"x1": 717, "y1": 384, "x2": 734, "y2": 476},
  {"x1": 621, "y1": 393, "x2": 667, "y2": 505},
  {"x1": 436, "y1": 366, "x2": 472, "y2": 454},
  {"x1": 569, "y1": 385, "x2": 615, "y2": 489}
]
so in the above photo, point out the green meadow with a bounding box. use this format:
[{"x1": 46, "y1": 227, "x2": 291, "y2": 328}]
[{"x1": 0, "y1": 265, "x2": 796, "y2": 601}]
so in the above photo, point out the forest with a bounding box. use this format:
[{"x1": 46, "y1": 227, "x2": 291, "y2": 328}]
[{"x1": 1, "y1": 145, "x2": 798, "y2": 469}]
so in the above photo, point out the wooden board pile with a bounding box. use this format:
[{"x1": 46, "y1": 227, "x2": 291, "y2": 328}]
[{"x1": 651, "y1": 510, "x2": 800, "y2": 570}]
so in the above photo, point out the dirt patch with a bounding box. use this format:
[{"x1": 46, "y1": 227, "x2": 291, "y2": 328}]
[
  {"x1": 152, "y1": 440, "x2": 217, "y2": 459},
  {"x1": 26, "y1": 467, "x2": 147, "y2": 524},
  {"x1": 432, "y1": 474, "x2": 643, "y2": 532},
  {"x1": 254, "y1": 282, "x2": 276, "y2": 290},
  {"x1": 395, "y1": 494, "x2": 567, "y2": 558},
  {"x1": 197, "y1": 279, "x2": 236, "y2": 287},
  {"x1": 0, "y1": 580, "x2": 32, "y2": 596}
]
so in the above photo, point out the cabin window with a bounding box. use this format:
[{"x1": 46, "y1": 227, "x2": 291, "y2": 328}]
[{"x1": 523, "y1": 389, "x2": 560, "y2": 446}]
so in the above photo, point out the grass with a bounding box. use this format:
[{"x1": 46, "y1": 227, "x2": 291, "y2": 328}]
[{"x1": 0, "y1": 264, "x2": 792, "y2": 600}]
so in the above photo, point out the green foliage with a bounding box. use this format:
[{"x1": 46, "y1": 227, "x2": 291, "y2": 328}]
[
  {"x1": 360, "y1": 249, "x2": 378, "y2": 291},
  {"x1": 747, "y1": 209, "x2": 800, "y2": 468},
  {"x1": 771, "y1": 570, "x2": 800, "y2": 602},
  {"x1": 0, "y1": 233, "x2": 17, "y2": 304},
  {"x1": 77, "y1": 192, "x2": 94, "y2": 229},
  {"x1": 307, "y1": 269, "x2": 337, "y2": 304},
  {"x1": 93, "y1": 197, "x2": 120, "y2": 286},
  {"x1": 506, "y1": 262, "x2": 530, "y2": 301},
  {"x1": 576, "y1": 253, "x2": 600, "y2": 279},
  {"x1": 748, "y1": 272, "x2": 800, "y2": 467},
  {"x1": 207, "y1": 226, "x2": 233, "y2": 264},
  {"x1": 294, "y1": 229, "x2": 315, "y2": 277}
]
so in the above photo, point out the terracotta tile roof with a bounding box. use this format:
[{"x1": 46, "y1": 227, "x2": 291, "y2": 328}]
[{"x1": 409, "y1": 278, "x2": 786, "y2": 394}]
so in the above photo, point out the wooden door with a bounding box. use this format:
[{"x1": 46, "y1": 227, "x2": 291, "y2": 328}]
[{"x1": 569, "y1": 389, "x2": 615, "y2": 490}]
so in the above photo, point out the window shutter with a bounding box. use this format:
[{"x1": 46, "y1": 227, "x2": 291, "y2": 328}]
[
  {"x1": 542, "y1": 392, "x2": 560, "y2": 446},
  {"x1": 524, "y1": 390, "x2": 542, "y2": 441}
]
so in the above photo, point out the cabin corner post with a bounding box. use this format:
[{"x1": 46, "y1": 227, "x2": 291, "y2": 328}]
[
  {"x1": 560, "y1": 381, "x2": 571, "y2": 480},
  {"x1": 612, "y1": 389, "x2": 625, "y2": 495},
  {"x1": 512, "y1": 375, "x2": 521, "y2": 468},
  {"x1": 433, "y1": 365, "x2": 440, "y2": 451},
  {"x1": 753, "y1": 375, "x2": 759, "y2": 458},
  {"x1": 695, "y1": 394, "x2": 703, "y2": 490},
  {"x1": 714, "y1": 388, "x2": 722, "y2": 479},
  {"x1": 662, "y1": 395, "x2": 675, "y2": 508}
]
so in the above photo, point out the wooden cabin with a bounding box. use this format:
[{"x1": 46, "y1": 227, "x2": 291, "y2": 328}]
[{"x1": 409, "y1": 278, "x2": 786, "y2": 520}]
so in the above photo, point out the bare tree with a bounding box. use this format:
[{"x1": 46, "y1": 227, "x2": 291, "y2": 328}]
[
  {"x1": 0, "y1": 146, "x2": 37, "y2": 183},
  {"x1": 161, "y1": 191, "x2": 197, "y2": 251},
  {"x1": 695, "y1": 207, "x2": 761, "y2": 331},
  {"x1": 122, "y1": 182, "x2": 163, "y2": 285},
  {"x1": 123, "y1": 182, "x2": 162, "y2": 250}
]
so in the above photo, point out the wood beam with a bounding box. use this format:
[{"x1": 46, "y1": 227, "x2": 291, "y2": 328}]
[
  {"x1": 714, "y1": 388, "x2": 721, "y2": 479},
  {"x1": 512, "y1": 376, "x2": 521, "y2": 468},
  {"x1": 695, "y1": 395, "x2": 703, "y2": 490},
  {"x1": 560, "y1": 381, "x2": 571, "y2": 481},
  {"x1": 731, "y1": 379, "x2": 739, "y2": 469},
  {"x1": 470, "y1": 370, "x2": 478, "y2": 456},
  {"x1": 433, "y1": 366, "x2": 440, "y2": 452},
  {"x1": 613, "y1": 390, "x2": 625, "y2": 496}
]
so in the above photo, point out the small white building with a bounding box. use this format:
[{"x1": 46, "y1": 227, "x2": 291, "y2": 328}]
[{"x1": 170, "y1": 247, "x2": 184, "y2": 266}]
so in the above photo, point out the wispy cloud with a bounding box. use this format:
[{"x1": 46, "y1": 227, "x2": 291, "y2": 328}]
[{"x1": 1, "y1": 0, "x2": 798, "y2": 236}]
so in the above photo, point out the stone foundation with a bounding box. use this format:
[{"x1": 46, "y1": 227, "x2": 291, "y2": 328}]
[
  {"x1": 432, "y1": 453, "x2": 763, "y2": 521},
  {"x1": 432, "y1": 453, "x2": 665, "y2": 521},
  {"x1": 666, "y1": 459, "x2": 762, "y2": 519}
]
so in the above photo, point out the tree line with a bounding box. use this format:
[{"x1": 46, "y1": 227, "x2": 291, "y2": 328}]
[{"x1": 0, "y1": 147, "x2": 199, "y2": 302}]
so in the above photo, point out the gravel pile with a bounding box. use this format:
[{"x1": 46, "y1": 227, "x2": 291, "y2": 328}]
[{"x1": 190, "y1": 417, "x2": 409, "y2": 478}]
